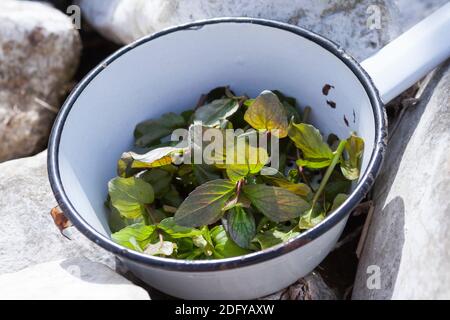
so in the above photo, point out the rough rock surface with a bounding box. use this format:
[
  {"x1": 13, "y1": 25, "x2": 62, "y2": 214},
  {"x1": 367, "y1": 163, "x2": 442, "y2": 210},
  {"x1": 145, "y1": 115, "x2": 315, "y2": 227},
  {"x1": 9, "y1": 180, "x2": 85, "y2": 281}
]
[
  {"x1": 0, "y1": 258, "x2": 149, "y2": 300},
  {"x1": 76, "y1": 0, "x2": 400, "y2": 61},
  {"x1": 0, "y1": 151, "x2": 114, "y2": 275},
  {"x1": 395, "y1": 0, "x2": 449, "y2": 31},
  {"x1": 0, "y1": 0, "x2": 81, "y2": 162},
  {"x1": 352, "y1": 61, "x2": 450, "y2": 299},
  {"x1": 261, "y1": 273, "x2": 338, "y2": 300}
]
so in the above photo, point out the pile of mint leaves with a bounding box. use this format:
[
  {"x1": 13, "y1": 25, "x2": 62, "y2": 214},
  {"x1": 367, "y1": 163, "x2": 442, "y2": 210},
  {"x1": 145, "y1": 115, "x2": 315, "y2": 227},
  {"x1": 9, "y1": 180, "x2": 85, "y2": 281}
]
[{"x1": 106, "y1": 87, "x2": 364, "y2": 260}]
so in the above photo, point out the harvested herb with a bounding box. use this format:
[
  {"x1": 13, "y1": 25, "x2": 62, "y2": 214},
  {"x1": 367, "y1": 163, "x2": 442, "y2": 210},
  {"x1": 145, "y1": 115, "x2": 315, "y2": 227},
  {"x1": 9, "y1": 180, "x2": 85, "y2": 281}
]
[{"x1": 107, "y1": 86, "x2": 364, "y2": 259}]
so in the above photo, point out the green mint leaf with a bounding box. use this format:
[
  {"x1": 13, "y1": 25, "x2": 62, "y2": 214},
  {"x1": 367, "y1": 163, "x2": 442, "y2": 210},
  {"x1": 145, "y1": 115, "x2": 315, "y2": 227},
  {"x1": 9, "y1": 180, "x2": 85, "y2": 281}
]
[
  {"x1": 299, "y1": 206, "x2": 326, "y2": 230},
  {"x1": 330, "y1": 193, "x2": 349, "y2": 212},
  {"x1": 227, "y1": 207, "x2": 256, "y2": 249},
  {"x1": 162, "y1": 185, "x2": 183, "y2": 207},
  {"x1": 174, "y1": 179, "x2": 236, "y2": 227},
  {"x1": 253, "y1": 228, "x2": 300, "y2": 250},
  {"x1": 272, "y1": 90, "x2": 301, "y2": 122},
  {"x1": 158, "y1": 217, "x2": 204, "y2": 238},
  {"x1": 242, "y1": 184, "x2": 311, "y2": 222},
  {"x1": 244, "y1": 90, "x2": 288, "y2": 137},
  {"x1": 262, "y1": 173, "x2": 311, "y2": 197},
  {"x1": 210, "y1": 225, "x2": 251, "y2": 259},
  {"x1": 288, "y1": 122, "x2": 333, "y2": 162},
  {"x1": 134, "y1": 112, "x2": 186, "y2": 147},
  {"x1": 194, "y1": 98, "x2": 240, "y2": 127},
  {"x1": 193, "y1": 164, "x2": 222, "y2": 185},
  {"x1": 108, "y1": 177, "x2": 154, "y2": 219},
  {"x1": 340, "y1": 133, "x2": 364, "y2": 180},
  {"x1": 111, "y1": 223, "x2": 157, "y2": 250},
  {"x1": 141, "y1": 168, "x2": 173, "y2": 198},
  {"x1": 222, "y1": 193, "x2": 251, "y2": 211}
]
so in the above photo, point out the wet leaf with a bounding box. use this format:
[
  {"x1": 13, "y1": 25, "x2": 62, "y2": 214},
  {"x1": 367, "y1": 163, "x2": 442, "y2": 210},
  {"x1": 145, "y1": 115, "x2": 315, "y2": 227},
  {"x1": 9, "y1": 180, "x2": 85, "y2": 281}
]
[
  {"x1": 242, "y1": 184, "x2": 311, "y2": 222},
  {"x1": 244, "y1": 90, "x2": 288, "y2": 137},
  {"x1": 108, "y1": 177, "x2": 154, "y2": 219},
  {"x1": 174, "y1": 179, "x2": 236, "y2": 227}
]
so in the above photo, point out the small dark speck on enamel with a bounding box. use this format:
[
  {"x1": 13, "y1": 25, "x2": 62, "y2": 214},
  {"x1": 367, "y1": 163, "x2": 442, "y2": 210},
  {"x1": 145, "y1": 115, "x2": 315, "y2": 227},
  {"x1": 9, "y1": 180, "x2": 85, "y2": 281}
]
[
  {"x1": 344, "y1": 115, "x2": 349, "y2": 127},
  {"x1": 326, "y1": 100, "x2": 336, "y2": 109},
  {"x1": 322, "y1": 84, "x2": 335, "y2": 96},
  {"x1": 353, "y1": 109, "x2": 356, "y2": 123}
]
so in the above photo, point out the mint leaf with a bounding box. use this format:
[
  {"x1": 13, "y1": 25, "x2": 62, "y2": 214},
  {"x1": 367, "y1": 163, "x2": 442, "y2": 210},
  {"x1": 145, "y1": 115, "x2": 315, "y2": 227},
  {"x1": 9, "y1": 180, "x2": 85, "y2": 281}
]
[
  {"x1": 341, "y1": 133, "x2": 364, "y2": 180},
  {"x1": 253, "y1": 228, "x2": 300, "y2": 250},
  {"x1": 244, "y1": 90, "x2": 288, "y2": 137},
  {"x1": 194, "y1": 98, "x2": 240, "y2": 127},
  {"x1": 141, "y1": 168, "x2": 173, "y2": 198},
  {"x1": 174, "y1": 179, "x2": 236, "y2": 227},
  {"x1": 111, "y1": 223, "x2": 157, "y2": 250},
  {"x1": 158, "y1": 217, "x2": 204, "y2": 238},
  {"x1": 227, "y1": 207, "x2": 256, "y2": 249},
  {"x1": 108, "y1": 177, "x2": 154, "y2": 219},
  {"x1": 288, "y1": 122, "x2": 334, "y2": 167},
  {"x1": 243, "y1": 184, "x2": 311, "y2": 222},
  {"x1": 134, "y1": 112, "x2": 186, "y2": 147},
  {"x1": 210, "y1": 225, "x2": 250, "y2": 258}
]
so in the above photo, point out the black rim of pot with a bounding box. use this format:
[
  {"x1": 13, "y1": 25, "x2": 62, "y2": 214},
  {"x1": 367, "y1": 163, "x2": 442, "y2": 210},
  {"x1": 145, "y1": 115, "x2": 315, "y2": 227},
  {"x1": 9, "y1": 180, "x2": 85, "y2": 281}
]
[{"x1": 48, "y1": 17, "x2": 387, "y2": 272}]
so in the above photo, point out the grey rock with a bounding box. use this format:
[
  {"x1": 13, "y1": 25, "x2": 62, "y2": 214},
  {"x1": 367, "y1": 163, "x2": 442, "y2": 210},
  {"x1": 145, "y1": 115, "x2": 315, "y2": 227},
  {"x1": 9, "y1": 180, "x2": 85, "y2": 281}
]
[
  {"x1": 0, "y1": 257, "x2": 149, "y2": 300},
  {"x1": 261, "y1": 273, "x2": 338, "y2": 300},
  {"x1": 0, "y1": 151, "x2": 115, "y2": 275},
  {"x1": 76, "y1": 0, "x2": 400, "y2": 60},
  {"x1": 0, "y1": 0, "x2": 81, "y2": 162},
  {"x1": 352, "y1": 61, "x2": 450, "y2": 300},
  {"x1": 395, "y1": 0, "x2": 449, "y2": 31}
]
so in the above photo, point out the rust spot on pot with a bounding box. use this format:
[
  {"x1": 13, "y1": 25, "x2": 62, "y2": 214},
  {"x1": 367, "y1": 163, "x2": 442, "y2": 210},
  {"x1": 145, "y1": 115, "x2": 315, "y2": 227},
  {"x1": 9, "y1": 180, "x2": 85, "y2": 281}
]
[
  {"x1": 344, "y1": 115, "x2": 349, "y2": 127},
  {"x1": 326, "y1": 100, "x2": 336, "y2": 109},
  {"x1": 322, "y1": 84, "x2": 334, "y2": 96}
]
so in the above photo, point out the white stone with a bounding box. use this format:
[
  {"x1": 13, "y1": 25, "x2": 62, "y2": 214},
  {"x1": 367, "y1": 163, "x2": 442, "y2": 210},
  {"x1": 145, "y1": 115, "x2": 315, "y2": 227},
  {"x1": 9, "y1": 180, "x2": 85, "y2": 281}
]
[
  {"x1": 0, "y1": 0, "x2": 81, "y2": 162},
  {"x1": 0, "y1": 151, "x2": 115, "y2": 275},
  {"x1": 0, "y1": 258, "x2": 149, "y2": 300},
  {"x1": 352, "y1": 62, "x2": 450, "y2": 299},
  {"x1": 75, "y1": 0, "x2": 400, "y2": 61}
]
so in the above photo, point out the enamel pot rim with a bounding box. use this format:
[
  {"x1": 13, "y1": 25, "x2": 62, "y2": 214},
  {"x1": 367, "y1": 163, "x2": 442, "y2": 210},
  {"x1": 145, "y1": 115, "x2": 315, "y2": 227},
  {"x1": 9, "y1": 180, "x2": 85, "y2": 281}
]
[{"x1": 48, "y1": 17, "x2": 387, "y2": 272}]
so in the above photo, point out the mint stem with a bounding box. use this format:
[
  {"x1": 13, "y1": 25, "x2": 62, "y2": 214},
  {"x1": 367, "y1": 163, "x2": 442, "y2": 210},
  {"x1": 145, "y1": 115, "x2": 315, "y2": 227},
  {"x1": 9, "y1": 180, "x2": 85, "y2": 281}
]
[{"x1": 311, "y1": 139, "x2": 347, "y2": 209}]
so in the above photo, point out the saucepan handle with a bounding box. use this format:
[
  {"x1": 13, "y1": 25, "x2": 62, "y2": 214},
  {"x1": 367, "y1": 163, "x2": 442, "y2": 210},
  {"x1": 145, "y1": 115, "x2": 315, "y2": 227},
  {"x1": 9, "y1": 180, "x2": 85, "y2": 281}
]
[{"x1": 361, "y1": 2, "x2": 450, "y2": 104}]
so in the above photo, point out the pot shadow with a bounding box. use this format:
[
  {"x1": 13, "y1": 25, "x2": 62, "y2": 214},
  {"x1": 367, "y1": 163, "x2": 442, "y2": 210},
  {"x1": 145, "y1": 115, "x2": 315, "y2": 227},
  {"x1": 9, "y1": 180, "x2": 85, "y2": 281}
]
[
  {"x1": 59, "y1": 258, "x2": 128, "y2": 285},
  {"x1": 375, "y1": 196, "x2": 406, "y2": 299},
  {"x1": 353, "y1": 196, "x2": 405, "y2": 299}
]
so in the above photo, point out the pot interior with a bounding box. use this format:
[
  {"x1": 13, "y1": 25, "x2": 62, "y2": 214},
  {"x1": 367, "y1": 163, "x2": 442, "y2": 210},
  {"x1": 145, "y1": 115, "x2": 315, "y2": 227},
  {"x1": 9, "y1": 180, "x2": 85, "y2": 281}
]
[{"x1": 57, "y1": 21, "x2": 376, "y2": 237}]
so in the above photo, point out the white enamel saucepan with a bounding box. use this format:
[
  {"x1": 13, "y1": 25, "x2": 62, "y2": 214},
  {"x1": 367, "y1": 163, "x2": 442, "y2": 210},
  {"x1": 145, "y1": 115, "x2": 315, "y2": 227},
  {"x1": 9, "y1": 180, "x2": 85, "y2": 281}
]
[{"x1": 48, "y1": 4, "x2": 450, "y2": 299}]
